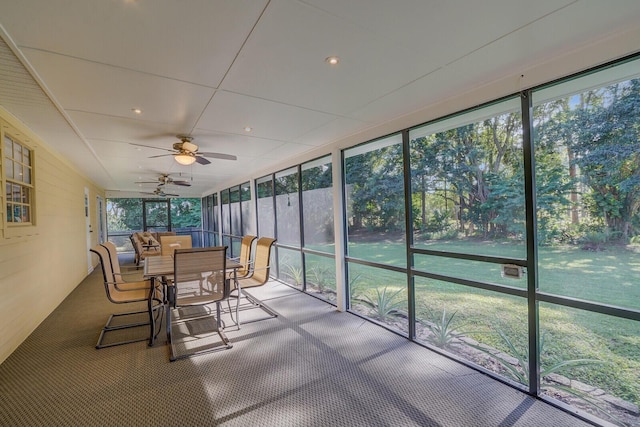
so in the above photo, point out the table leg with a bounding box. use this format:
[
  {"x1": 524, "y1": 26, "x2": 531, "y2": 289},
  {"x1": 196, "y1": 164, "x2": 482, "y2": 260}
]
[
  {"x1": 148, "y1": 276, "x2": 157, "y2": 346},
  {"x1": 166, "y1": 284, "x2": 173, "y2": 345}
]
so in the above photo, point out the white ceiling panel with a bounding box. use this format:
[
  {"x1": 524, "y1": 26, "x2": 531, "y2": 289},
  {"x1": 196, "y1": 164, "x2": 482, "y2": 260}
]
[
  {"x1": 300, "y1": 0, "x2": 575, "y2": 61},
  {"x1": 2, "y1": 0, "x2": 269, "y2": 87},
  {"x1": 191, "y1": 129, "x2": 289, "y2": 159},
  {"x1": 426, "y1": 0, "x2": 640, "y2": 95},
  {"x1": 197, "y1": 90, "x2": 338, "y2": 142},
  {"x1": 67, "y1": 111, "x2": 184, "y2": 143},
  {"x1": 257, "y1": 141, "x2": 316, "y2": 162},
  {"x1": 221, "y1": 0, "x2": 437, "y2": 116},
  {"x1": 296, "y1": 116, "x2": 372, "y2": 147},
  {"x1": 351, "y1": 0, "x2": 640, "y2": 125},
  {"x1": 23, "y1": 48, "x2": 214, "y2": 127}
]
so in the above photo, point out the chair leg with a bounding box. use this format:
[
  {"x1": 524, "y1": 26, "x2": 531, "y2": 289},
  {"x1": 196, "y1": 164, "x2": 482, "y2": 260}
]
[
  {"x1": 149, "y1": 303, "x2": 163, "y2": 345},
  {"x1": 216, "y1": 302, "x2": 231, "y2": 346},
  {"x1": 244, "y1": 291, "x2": 278, "y2": 317},
  {"x1": 96, "y1": 309, "x2": 150, "y2": 349},
  {"x1": 166, "y1": 285, "x2": 174, "y2": 348},
  {"x1": 168, "y1": 301, "x2": 232, "y2": 362},
  {"x1": 231, "y1": 289, "x2": 278, "y2": 325},
  {"x1": 224, "y1": 289, "x2": 241, "y2": 328}
]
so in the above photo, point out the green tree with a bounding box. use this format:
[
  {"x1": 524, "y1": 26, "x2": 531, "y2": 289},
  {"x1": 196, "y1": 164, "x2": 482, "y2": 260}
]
[
  {"x1": 107, "y1": 198, "x2": 201, "y2": 231},
  {"x1": 411, "y1": 112, "x2": 524, "y2": 239},
  {"x1": 301, "y1": 162, "x2": 332, "y2": 191},
  {"x1": 574, "y1": 80, "x2": 640, "y2": 240},
  {"x1": 107, "y1": 198, "x2": 142, "y2": 230},
  {"x1": 345, "y1": 143, "x2": 405, "y2": 232},
  {"x1": 411, "y1": 135, "x2": 453, "y2": 233},
  {"x1": 539, "y1": 79, "x2": 640, "y2": 241},
  {"x1": 171, "y1": 198, "x2": 202, "y2": 228}
]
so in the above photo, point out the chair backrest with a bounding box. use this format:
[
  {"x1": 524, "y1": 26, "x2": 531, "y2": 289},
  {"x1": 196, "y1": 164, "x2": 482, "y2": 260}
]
[
  {"x1": 237, "y1": 235, "x2": 257, "y2": 277},
  {"x1": 100, "y1": 241, "x2": 123, "y2": 282},
  {"x1": 155, "y1": 231, "x2": 176, "y2": 239},
  {"x1": 250, "y1": 237, "x2": 277, "y2": 285},
  {"x1": 130, "y1": 233, "x2": 141, "y2": 255},
  {"x1": 160, "y1": 235, "x2": 192, "y2": 256},
  {"x1": 90, "y1": 245, "x2": 118, "y2": 302},
  {"x1": 173, "y1": 246, "x2": 229, "y2": 304}
]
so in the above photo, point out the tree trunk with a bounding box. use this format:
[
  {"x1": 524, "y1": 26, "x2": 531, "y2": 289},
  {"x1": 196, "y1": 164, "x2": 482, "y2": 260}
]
[
  {"x1": 567, "y1": 148, "x2": 579, "y2": 224},
  {"x1": 421, "y1": 174, "x2": 427, "y2": 228}
]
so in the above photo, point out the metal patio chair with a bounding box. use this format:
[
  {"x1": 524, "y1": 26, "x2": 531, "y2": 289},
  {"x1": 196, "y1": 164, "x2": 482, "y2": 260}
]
[
  {"x1": 229, "y1": 237, "x2": 278, "y2": 326},
  {"x1": 90, "y1": 245, "x2": 163, "y2": 349},
  {"x1": 167, "y1": 246, "x2": 232, "y2": 361}
]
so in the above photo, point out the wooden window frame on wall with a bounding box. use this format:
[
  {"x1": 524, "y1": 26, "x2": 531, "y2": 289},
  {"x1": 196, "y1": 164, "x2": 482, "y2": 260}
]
[{"x1": 1, "y1": 119, "x2": 37, "y2": 236}]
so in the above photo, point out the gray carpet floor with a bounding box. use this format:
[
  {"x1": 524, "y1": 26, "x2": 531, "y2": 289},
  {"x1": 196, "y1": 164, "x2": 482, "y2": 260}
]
[{"x1": 0, "y1": 259, "x2": 592, "y2": 426}]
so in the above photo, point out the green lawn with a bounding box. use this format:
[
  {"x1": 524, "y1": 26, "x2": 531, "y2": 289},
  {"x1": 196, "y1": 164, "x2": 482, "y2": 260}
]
[
  {"x1": 347, "y1": 239, "x2": 640, "y2": 310},
  {"x1": 299, "y1": 240, "x2": 640, "y2": 408}
]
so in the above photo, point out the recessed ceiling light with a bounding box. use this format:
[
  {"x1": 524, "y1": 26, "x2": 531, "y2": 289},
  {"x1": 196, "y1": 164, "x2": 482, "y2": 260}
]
[
  {"x1": 131, "y1": 108, "x2": 142, "y2": 115},
  {"x1": 244, "y1": 126, "x2": 253, "y2": 132},
  {"x1": 325, "y1": 56, "x2": 340, "y2": 65}
]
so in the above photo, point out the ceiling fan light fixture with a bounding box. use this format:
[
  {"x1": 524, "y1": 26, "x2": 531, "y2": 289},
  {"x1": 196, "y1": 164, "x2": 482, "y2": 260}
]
[
  {"x1": 174, "y1": 153, "x2": 196, "y2": 165},
  {"x1": 181, "y1": 141, "x2": 198, "y2": 152}
]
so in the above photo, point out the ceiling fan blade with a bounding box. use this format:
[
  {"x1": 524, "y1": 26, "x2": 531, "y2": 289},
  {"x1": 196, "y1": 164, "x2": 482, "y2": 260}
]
[
  {"x1": 129, "y1": 142, "x2": 175, "y2": 152},
  {"x1": 199, "y1": 152, "x2": 237, "y2": 161},
  {"x1": 171, "y1": 180, "x2": 192, "y2": 186},
  {"x1": 140, "y1": 192, "x2": 157, "y2": 195},
  {"x1": 134, "y1": 181, "x2": 160, "y2": 184},
  {"x1": 148, "y1": 154, "x2": 173, "y2": 159},
  {"x1": 195, "y1": 156, "x2": 211, "y2": 165},
  {"x1": 165, "y1": 193, "x2": 180, "y2": 197}
]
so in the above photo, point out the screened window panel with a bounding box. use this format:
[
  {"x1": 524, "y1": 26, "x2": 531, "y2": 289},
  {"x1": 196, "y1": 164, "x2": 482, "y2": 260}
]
[
  {"x1": 409, "y1": 97, "x2": 525, "y2": 259},
  {"x1": 539, "y1": 303, "x2": 639, "y2": 424},
  {"x1": 277, "y1": 247, "x2": 303, "y2": 289},
  {"x1": 344, "y1": 134, "x2": 406, "y2": 267},
  {"x1": 275, "y1": 168, "x2": 300, "y2": 246},
  {"x1": 257, "y1": 175, "x2": 275, "y2": 238},
  {"x1": 302, "y1": 156, "x2": 334, "y2": 253},
  {"x1": 348, "y1": 262, "x2": 408, "y2": 336},
  {"x1": 532, "y1": 58, "x2": 640, "y2": 310},
  {"x1": 414, "y1": 276, "x2": 529, "y2": 386},
  {"x1": 304, "y1": 252, "x2": 336, "y2": 303},
  {"x1": 240, "y1": 182, "x2": 254, "y2": 236},
  {"x1": 221, "y1": 189, "x2": 231, "y2": 236}
]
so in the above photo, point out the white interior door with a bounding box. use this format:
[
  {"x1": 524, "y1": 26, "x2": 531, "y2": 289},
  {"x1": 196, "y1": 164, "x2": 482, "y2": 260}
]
[
  {"x1": 96, "y1": 196, "x2": 106, "y2": 244},
  {"x1": 85, "y1": 188, "x2": 92, "y2": 273}
]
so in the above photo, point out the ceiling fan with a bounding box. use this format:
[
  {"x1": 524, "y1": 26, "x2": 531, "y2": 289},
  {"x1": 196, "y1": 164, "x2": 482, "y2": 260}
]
[
  {"x1": 135, "y1": 173, "x2": 191, "y2": 187},
  {"x1": 140, "y1": 187, "x2": 179, "y2": 198},
  {"x1": 131, "y1": 135, "x2": 237, "y2": 165}
]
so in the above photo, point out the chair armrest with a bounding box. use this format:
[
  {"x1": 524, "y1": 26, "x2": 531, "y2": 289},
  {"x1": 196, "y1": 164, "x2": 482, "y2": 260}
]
[
  {"x1": 114, "y1": 271, "x2": 141, "y2": 279},
  {"x1": 234, "y1": 265, "x2": 270, "y2": 281},
  {"x1": 105, "y1": 279, "x2": 150, "y2": 291},
  {"x1": 227, "y1": 256, "x2": 253, "y2": 266},
  {"x1": 114, "y1": 283, "x2": 150, "y2": 291}
]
